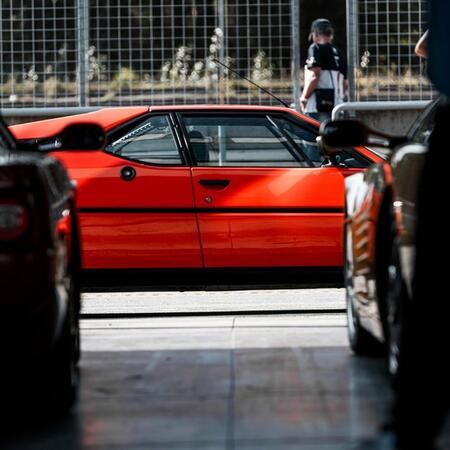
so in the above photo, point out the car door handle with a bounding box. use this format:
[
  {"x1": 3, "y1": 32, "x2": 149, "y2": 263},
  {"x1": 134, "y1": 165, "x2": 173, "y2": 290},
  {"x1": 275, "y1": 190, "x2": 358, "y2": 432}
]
[{"x1": 199, "y1": 179, "x2": 230, "y2": 188}]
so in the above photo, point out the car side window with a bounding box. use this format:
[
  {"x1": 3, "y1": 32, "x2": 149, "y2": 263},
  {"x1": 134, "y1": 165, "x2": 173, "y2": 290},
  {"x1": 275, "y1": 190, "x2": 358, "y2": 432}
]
[
  {"x1": 182, "y1": 114, "x2": 309, "y2": 167},
  {"x1": 272, "y1": 117, "x2": 323, "y2": 165},
  {"x1": 273, "y1": 116, "x2": 370, "y2": 168},
  {"x1": 104, "y1": 115, "x2": 182, "y2": 165}
]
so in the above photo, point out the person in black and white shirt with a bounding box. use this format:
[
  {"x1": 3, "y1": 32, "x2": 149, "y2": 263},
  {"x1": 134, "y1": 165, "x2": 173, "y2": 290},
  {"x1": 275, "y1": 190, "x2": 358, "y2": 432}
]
[{"x1": 300, "y1": 18, "x2": 347, "y2": 122}]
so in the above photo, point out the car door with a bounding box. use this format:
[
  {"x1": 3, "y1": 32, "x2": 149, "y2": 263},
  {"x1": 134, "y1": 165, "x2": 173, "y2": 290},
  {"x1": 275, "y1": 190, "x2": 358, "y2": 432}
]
[
  {"x1": 181, "y1": 112, "x2": 357, "y2": 268},
  {"x1": 54, "y1": 113, "x2": 202, "y2": 269}
]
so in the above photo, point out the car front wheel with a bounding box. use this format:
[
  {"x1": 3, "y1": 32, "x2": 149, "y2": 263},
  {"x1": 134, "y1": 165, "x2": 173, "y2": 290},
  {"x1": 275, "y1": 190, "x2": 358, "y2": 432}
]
[
  {"x1": 43, "y1": 234, "x2": 80, "y2": 414},
  {"x1": 385, "y1": 219, "x2": 408, "y2": 381},
  {"x1": 44, "y1": 306, "x2": 79, "y2": 414}
]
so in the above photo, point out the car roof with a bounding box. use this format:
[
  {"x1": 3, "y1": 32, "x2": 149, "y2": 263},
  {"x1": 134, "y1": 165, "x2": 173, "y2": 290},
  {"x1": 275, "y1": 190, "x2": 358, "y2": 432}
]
[
  {"x1": 11, "y1": 105, "x2": 319, "y2": 140},
  {"x1": 150, "y1": 104, "x2": 319, "y2": 126},
  {"x1": 151, "y1": 104, "x2": 291, "y2": 112}
]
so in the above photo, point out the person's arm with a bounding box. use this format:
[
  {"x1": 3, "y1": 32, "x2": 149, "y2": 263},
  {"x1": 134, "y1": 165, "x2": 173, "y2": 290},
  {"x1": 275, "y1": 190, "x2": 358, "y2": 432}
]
[
  {"x1": 344, "y1": 79, "x2": 349, "y2": 99},
  {"x1": 341, "y1": 51, "x2": 349, "y2": 99},
  {"x1": 415, "y1": 30, "x2": 428, "y2": 58},
  {"x1": 301, "y1": 67, "x2": 321, "y2": 111}
]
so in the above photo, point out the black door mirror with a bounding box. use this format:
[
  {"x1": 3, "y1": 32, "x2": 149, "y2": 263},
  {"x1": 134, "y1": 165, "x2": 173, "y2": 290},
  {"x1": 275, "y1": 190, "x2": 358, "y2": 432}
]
[
  {"x1": 318, "y1": 119, "x2": 407, "y2": 156},
  {"x1": 36, "y1": 123, "x2": 106, "y2": 152},
  {"x1": 320, "y1": 120, "x2": 369, "y2": 149}
]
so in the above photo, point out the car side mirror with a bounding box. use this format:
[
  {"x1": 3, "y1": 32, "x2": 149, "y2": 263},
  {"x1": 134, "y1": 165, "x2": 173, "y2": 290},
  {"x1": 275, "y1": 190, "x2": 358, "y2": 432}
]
[
  {"x1": 318, "y1": 119, "x2": 407, "y2": 156},
  {"x1": 35, "y1": 123, "x2": 106, "y2": 152}
]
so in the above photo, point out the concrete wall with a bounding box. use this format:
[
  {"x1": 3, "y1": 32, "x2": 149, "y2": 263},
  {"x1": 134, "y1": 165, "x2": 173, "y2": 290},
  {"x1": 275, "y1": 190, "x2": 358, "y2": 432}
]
[{"x1": 350, "y1": 109, "x2": 424, "y2": 135}]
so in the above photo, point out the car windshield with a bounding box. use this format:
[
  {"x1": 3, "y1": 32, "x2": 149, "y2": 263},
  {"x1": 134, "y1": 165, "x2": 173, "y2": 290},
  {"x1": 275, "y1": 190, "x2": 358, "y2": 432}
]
[
  {"x1": 408, "y1": 98, "x2": 439, "y2": 144},
  {"x1": 365, "y1": 147, "x2": 390, "y2": 160}
]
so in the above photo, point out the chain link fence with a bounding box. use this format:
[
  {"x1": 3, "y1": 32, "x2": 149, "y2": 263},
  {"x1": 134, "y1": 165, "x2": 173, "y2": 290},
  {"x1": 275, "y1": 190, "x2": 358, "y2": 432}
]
[
  {"x1": 0, "y1": 0, "x2": 432, "y2": 111},
  {"x1": 1, "y1": 0, "x2": 295, "y2": 108},
  {"x1": 351, "y1": 0, "x2": 433, "y2": 101},
  {"x1": 1, "y1": 1, "x2": 79, "y2": 107}
]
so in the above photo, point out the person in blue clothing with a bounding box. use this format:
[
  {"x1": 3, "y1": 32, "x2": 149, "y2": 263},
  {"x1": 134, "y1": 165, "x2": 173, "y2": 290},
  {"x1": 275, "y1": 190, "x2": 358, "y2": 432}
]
[{"x1": 300, "y1": 18, "x2": 347, "y2": 122}]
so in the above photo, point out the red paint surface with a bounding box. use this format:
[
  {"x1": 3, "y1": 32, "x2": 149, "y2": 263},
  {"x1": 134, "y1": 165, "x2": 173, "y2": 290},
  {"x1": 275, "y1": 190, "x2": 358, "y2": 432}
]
[
  {"x1": 54, "y1": 150, "x2": 202, "y2": 268},
  {"x1": 192, "y1": 167, "x2": 346, "y2": 267}
]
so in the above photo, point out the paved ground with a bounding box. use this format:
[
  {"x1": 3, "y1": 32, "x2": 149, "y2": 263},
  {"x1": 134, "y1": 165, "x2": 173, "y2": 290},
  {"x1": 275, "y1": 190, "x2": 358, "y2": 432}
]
[{"x1": 0, "y1": 289, "x2": 422, "y2": 449}]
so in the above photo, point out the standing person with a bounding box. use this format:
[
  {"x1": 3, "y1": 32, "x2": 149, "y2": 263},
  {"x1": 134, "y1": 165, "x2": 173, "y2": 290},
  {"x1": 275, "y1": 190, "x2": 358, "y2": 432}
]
[{"x1": 300, "y1": 18, "x2": 347, "y2": 122}]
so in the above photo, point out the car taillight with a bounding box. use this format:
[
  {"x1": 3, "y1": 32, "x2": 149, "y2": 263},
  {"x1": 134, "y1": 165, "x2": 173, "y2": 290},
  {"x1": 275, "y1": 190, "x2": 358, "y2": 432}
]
[{"x1": 0, "y1": 201, "x2": 29, "y2": 240}]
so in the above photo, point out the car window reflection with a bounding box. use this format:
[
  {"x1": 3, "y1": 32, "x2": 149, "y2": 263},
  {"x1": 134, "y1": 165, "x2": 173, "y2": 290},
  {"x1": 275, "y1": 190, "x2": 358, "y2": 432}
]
[{"x1": 183, "y1": 115, "x2": 308, "y2": 167}]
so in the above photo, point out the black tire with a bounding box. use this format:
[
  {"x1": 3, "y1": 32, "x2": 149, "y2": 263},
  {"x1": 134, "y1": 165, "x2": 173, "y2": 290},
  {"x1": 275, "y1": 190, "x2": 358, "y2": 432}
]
[
  {"x1": 44, "y1": 308, "x2": 79, "y2": 415},
  {"x1": 345, "y1": 222, "x2": 384, "y2": 355},
  {"x1": 384, "y1": 214, "x2": 408, "y2": 382},
  {"x1": 42, "y1": 233, "x2": 80, "y2": 415},
  {"x1": 70, "y1": 203, "x2": 82, "y2": 363},
  {"x1": 69, "y1": 272, "x2": 81, "y2": 364}
]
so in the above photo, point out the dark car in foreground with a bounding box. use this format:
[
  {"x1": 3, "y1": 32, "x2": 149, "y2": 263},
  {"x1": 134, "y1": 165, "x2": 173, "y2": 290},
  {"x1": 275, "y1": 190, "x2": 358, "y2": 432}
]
[
  {"x1": 319, "y1": 99, "x2": 437, "y2": 377},
  {"x1": 0, "y1": 115, "x2": 104, "y2": 412}
]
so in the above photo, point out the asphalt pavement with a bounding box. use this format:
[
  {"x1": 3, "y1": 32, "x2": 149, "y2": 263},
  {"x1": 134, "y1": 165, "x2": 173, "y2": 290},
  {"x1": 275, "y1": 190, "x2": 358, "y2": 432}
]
[{"x1": 5, "y1": 288, "x2": 448, "y2": 449}]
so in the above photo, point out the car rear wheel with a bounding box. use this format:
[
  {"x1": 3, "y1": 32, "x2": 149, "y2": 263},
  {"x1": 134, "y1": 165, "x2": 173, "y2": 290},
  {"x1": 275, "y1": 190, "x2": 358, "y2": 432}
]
[{"x1": 345, "y1": 222, "x2": 383, "y2": 355}]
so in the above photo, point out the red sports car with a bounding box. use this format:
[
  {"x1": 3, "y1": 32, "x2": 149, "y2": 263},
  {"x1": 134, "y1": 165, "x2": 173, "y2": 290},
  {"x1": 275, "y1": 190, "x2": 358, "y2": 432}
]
[{"x1": 11, "y1": 106, "x2": 382, "y2": 271}]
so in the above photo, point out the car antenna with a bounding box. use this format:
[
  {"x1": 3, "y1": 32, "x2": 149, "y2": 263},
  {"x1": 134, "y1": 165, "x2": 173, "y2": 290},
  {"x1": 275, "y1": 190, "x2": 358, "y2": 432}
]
[{"x1": 212, "y1": 58, "x2": 290, "y2": 108}]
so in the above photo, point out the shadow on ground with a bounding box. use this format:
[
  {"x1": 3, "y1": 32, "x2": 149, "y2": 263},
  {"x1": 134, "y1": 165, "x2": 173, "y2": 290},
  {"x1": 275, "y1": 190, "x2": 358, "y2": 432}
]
[
  {"x1": 81, "y1": 267, "x2": 343, "y2": 292},
  {"x1": 0, "y1": 346, "x2": 397, "y2": 450}
]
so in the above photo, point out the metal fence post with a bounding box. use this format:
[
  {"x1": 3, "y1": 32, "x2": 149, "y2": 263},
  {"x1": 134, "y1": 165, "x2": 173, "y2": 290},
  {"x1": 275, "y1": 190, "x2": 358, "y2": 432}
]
[
  {"x1": 346, "y1": 0, "x2": 358, "y2": 102},
  {"x1": 291, "y1": 0, "x2": 301, "y2": 111},
  {"x1": 218, "y1": 0, "x2": 226, "y2": 104},
  {"x1": 77, "y1": 0, "x2": 89, "y2": 106}
]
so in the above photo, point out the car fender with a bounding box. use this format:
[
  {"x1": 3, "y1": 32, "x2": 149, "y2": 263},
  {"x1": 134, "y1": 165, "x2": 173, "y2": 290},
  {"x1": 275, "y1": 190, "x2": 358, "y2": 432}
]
[
  {"x1": 344, "y1": 171, "x2": 366, "y2": 220},
  {"x1": 390, "y1": 142, "x2": 427, "y2": 295},
  {"x1": 345, "y1": 163, "x2": 392, "y2": 342}
]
